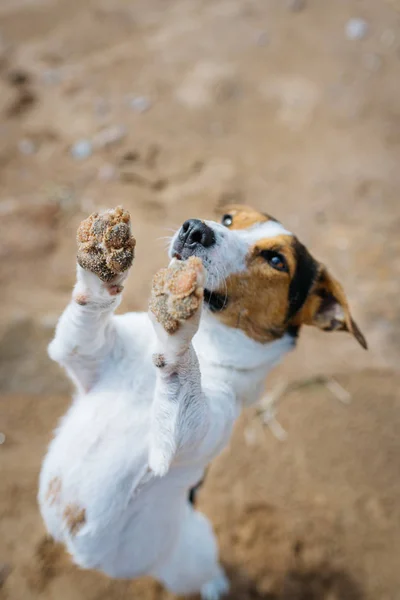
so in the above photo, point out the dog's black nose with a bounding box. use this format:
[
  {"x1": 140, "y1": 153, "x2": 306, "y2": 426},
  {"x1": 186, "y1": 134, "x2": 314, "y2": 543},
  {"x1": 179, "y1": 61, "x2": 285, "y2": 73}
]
[{"x1": 180, "y1": 219, "x2": 215, "y2": 248}]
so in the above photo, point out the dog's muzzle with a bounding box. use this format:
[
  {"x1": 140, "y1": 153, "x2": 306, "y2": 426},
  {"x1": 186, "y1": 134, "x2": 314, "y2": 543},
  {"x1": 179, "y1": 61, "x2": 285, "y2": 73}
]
[{"x1": 173, "y1": 219, "x2": 215, "y2": 259}]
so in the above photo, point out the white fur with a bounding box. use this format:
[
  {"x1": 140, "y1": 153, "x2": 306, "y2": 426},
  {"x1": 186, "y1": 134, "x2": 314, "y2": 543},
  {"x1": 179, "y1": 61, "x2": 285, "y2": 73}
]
[{"x1": 38, "y1": 219, "x2": 295, "y2": 598}]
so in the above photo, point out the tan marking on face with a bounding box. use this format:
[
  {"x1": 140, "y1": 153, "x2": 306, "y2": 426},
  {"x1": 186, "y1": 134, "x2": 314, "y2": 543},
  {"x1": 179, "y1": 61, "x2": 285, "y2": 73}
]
[
  {"x1": 214, "y1": 235, "x2": 296, "y2": 343},
  {"x1": 46, "y1": 477, "x2": 62, "y2": 506},
  {"x1": 210, "y1": 204, "x2": 366, "y2": 348},
  {"x1": 63, "y1": 504, "x2": 86, "y2": 536},
  {"x1": 216, "y1": 204, "x2": 275, "y2": 230}
]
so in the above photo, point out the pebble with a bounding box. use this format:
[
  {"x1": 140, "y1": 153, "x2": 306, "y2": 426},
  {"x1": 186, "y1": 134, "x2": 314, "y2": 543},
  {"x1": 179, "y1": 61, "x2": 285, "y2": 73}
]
[
  {"x1": 71, "y1": 139, "x2": 93, "y2": 160},
  {"x1": 345, "y1": 18, "x2": 369, "y2": 40},
  {"x1": 18, "y1": 138, "x2": 36, "y2": 155},
  {"x1": 0, "y1": 433, "x2": 5, "y2": 445},
  {"x1": 128, "y1": 96, "x2": 151, "y2": 113},
  {"x1": 93, "y1": 124, "x2": 127, "y2": 149}
]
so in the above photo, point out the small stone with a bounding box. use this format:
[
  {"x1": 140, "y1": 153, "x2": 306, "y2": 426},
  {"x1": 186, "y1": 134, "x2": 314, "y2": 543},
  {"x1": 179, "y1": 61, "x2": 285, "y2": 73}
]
[
  {"x1": 286, "y1": 0, "x2": 306, "y2": 11},
  {"x1": 71, "y1": 139, "x2": 93, "y2": 160},
  {"x1": 18, "y1": 138, "x2": 36, "y2": 155},
  {"x1": 345, "y1": 18, "x2": 369, "y2": 41},
  {"x1": 0, "y1": 432, "x2": 5, "y2": 444},
  {"x1": 93, "y1": 125, "x2": 127, "y2": 149},
  {"x1": 128, "y1": 96, "x2": 151, "y2": 113}
]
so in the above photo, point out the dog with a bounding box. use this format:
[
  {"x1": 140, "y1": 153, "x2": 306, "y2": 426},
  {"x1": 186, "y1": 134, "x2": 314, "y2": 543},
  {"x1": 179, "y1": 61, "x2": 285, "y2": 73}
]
[{"x1": 38, "y1": 204, "x2": 366, "y2": 599}]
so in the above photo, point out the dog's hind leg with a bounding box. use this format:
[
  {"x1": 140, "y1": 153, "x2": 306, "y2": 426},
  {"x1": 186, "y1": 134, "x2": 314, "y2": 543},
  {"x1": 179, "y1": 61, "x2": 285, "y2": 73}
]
[
  {"x1": 151, "y1": 503, "x2": 229, "y2": 600},
  {"x1": 48, "y1": 207, "x2": 135, "y2": 392}
]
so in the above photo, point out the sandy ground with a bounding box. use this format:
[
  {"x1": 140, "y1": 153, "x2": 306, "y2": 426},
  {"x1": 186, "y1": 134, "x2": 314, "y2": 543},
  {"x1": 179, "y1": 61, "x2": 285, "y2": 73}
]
[{"x1": 1, "y1": 0, "x2": 400, "y2": 598}]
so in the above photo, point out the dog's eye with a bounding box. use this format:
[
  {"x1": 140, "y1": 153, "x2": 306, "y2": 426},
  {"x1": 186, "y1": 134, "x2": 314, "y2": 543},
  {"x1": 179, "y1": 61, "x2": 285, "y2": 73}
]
[
  {"x1": 221, "y1": 214, "x2": 233, "y2": 227},
  {"x1": 260, "y1": 250, "x2": 288, "y2": 273}
]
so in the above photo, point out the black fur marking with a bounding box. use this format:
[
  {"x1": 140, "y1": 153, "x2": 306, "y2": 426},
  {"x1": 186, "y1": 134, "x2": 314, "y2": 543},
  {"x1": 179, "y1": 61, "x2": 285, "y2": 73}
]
[
  {"x1": 188, "y1": 471, "x2": 207, "y2": 505},
  {"x1": 287, "y1": 239, "x2": 319, "y2": 320},
  {"x1": 204, "y1": 289, "x2": 228, "y2": 312},
  {"x1": 287, "y1": 324, "x2": 300, "y2": 340}
]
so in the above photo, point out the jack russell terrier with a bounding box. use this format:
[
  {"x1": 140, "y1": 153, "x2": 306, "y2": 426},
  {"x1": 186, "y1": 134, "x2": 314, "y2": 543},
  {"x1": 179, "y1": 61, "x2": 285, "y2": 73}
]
[{"x1": 39, "y1": 204, "x2": 367, "y2": 599}]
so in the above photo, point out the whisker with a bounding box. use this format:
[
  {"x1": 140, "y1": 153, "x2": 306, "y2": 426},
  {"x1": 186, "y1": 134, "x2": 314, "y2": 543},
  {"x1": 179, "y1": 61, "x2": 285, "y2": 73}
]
[
  {"x1": 161, "y1": 224, "x2": 181, "y2": 233},
  {"x1": 217, "y1": 262, "x2": 229, "y2": 308}
]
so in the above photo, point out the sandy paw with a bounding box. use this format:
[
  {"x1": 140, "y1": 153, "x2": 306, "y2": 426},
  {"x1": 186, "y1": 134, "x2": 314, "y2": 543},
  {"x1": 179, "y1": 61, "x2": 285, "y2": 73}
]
[
  {"x1": 76, "y1": 207, "x2": 136, "y2": 282},
  {"x1": 149, "y1": 257, "x2": 205, "y2": 334}
]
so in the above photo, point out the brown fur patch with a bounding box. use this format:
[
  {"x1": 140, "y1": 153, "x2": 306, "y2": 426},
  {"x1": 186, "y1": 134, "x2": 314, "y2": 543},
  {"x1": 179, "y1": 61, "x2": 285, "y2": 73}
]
[
  {"x1": 216, "y1": 204, "x2": 272, "y2": 230},
  {"x1": 212, "y1": 204, "x2": 366, "y2": 348},
  {"x1": 215, "y1": 236, "x2": 295, "y2": 343},
  {"x1": 63, "y1": 504, "x2": 86, "y2": 536},
  {"x1": 45, "y1": 477, "x2": 62, "y2": 506}
]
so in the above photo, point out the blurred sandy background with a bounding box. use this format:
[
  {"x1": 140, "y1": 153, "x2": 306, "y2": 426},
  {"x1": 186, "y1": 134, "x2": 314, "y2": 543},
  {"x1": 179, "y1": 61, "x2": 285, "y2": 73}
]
[{"x1": 1, "y1": 1, "x2": 400, "y2": 598}]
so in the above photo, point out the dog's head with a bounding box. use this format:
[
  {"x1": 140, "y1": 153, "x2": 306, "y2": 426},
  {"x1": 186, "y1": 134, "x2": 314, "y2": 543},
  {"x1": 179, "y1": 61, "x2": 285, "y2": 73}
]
[{"x1": 170, "y1": 204, "x2": 367, "y2": 349}]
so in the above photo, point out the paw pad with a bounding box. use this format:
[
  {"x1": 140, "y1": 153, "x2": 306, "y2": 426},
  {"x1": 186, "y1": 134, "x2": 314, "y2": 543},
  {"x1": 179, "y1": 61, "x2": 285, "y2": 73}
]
[{"x1": 77, "y1": 207, "x2": 135, "y2": 282}]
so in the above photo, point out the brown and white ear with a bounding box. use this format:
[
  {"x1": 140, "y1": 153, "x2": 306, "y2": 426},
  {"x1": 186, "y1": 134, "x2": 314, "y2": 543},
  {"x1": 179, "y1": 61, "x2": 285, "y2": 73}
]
[{"x1": 294, "y1": 267, "x2": 367, "y2": 349}]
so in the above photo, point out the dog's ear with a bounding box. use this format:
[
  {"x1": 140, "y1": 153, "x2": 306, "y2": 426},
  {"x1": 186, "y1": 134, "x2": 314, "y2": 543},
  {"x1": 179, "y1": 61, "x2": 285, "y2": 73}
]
[{"x1": 292, "y1": 266, "x2": 367, "y2": 349}]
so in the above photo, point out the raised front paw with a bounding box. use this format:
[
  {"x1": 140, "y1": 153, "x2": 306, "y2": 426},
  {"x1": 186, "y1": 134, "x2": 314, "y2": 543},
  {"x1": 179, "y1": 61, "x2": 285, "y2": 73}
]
[
  {"x1": 149, "y1": 257, "x2": 205, "y2": 335},
  {"x1": 76, "y1": 207, "x2": 136, "y2": 282}
]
